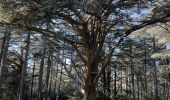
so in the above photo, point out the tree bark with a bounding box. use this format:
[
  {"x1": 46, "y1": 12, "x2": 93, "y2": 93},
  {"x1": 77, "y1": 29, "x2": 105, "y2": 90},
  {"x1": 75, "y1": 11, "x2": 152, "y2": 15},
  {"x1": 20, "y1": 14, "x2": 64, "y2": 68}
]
[
  {"x1": 19, "y1": 32, "x2": 30, "y2": 100},
  {"x1": 84, "y1": 82, "x2": 96, "y2": 100},
  {"x1": 30, "y1": 58, "x2": 36, "y2": 100},
  {"x1": 102, "y1": 69, "x2": 106, "y2": 98},
  {"x1": 0, "y1": 28, "x2": 11, "y2": 82},
  {"x1": 125, "y1": 65, "x2": 129, "y2": 96},
  {"x1": 45, "y1": 48, "x2": 52, "y2": 99},
  {"x1": 107, "y1": 66, "x2": 111, "y2": 98},
  {"x1": 114, "y1": 69, "x2": 117, "y2": 100},
  {"x1": 48, "y1": 61, "x2": 53, "y2": 99},
  {"x1": 130, "y1": 41, "x2": 135, "y2": 100},
  {"x1": 0, "y1": 30, "x2": 7, "y2": 66},
  {"x1": 84, "y1": 60, "x2": 98, "y2": 100},
  {"x1": 153, "y1": 37, "x2": 159, "y2": 100},
  {"x1": 57, "y1": 61, "x2": 63, "y2": 100},
  {"x1": 144, "y1": 40, "x2": 148, "y2": 93},
  {"x1": 53, "y1": 63, "x2": 58, "y2": 99},
  {"x1": 137, "y1": 75, "x2": 140, "y2": 100},
  {"x1": 38, "y1": 46, "x2": 46, "y2": 100}
]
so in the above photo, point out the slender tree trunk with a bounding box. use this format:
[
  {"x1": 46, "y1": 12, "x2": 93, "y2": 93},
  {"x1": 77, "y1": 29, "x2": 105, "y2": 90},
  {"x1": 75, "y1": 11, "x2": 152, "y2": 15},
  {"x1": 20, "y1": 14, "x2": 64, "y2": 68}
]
[
  {"x1": 166, "y1": 59, "x2": 169, "y2": 100},
  {"x1": 130, "y1": 41, "x2": 135, "y2": 100},
  {"x1": 137, "y1": 75, "x2": 140, "y2": 100},
  {"x1": 38, "y1": 46, "x2": 46, "y2": 100},
  {"x1": 0, "y1": 28, "x2": 11, "y2": 82},
  {"x1": 125, "y1": 65, "x2": 129, "y2": 96},
  {"x1": 107, "y1": 66, "x2": 111, "y2": 98},
  {"x1": 48, "y1": 62, "x2": 53, "y2": 99},
  {"x1": 144, "y1": 40, "x2": 148, "y2": 94},
  {"x1": 140, "y1": 74, "x2": 143, "y2": 100},
  {"x1": 114, "y1": 68, "x2": 117, "y2": 100},
  {"x1": 53, "y1": 63, "x2": 58, "y2": 100},
  {"x1": 57, "y1": 63, "x2": 63, "y2": 100},
  {"x1": 131, "y1": 63, "x2": 135, "y2": 100},
  {"x1": 45, "y1": 48, "x2": 52, "y2": 100},
  {"x1": 166, "y1": 83, "x2": 169, "y2": 100},
  {"x1": 0, "y1": 27, "x2": 11, "y2": 98},
  {"x1": 19, "y1": 33, "x2": 30, "y2": 100},
  {"x1": 30, "y1": 59, "x2": 36, "y2": 100},
  {"x1": 102, "y1": 69, "x2": 106, "y2": 99},
  {"x1": 57, "y1": 46, "x2": 66, "y2": 100},
  {"x1": 0, "y1": 30, "x2": 7, "y2": 66},
  {"x1": 17, "y1": 49, "x2": 24, "y2": 100},
  {"x1": 163, "y1": 83, "x2": 166, "y2": 100},
  {"x1": 153, "y1": 38, "x2": 159, "y2": 100},
  {"x1": 120, "y1": 70, "x2": 123, "y2": 94}
]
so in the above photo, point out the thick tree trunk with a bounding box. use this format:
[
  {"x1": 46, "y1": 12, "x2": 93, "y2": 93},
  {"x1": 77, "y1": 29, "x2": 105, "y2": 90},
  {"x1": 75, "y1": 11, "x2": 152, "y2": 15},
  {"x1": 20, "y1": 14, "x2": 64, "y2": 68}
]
[
  {"x1": 84, "y1": 83, "x2": 96, "y2": 100},
  {"x1": 84, "y1": 60, "x2": 98, "y2": 100}
]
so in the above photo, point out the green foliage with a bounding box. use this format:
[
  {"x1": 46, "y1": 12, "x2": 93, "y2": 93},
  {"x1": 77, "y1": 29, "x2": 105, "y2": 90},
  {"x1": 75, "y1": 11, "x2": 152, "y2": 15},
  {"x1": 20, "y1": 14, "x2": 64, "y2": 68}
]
[
  {"x1": 96, "y1": 91, "x2": 111, "y2": 100},
  {"x1": 58, "y1": 92, "x2": 69, "y2": 100},
  {"x1": 143, "y1": 94, "x2": 163, "y2": 100},
  {"x1": 68, "y1": 96, "x2": 83, "y2": 100},
  {"x1": 115, "y1": 94, "x2": 132, "y2": 100},
  {"x1": 0, "y1": 66, "x2": 20, "y2": 99}
]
